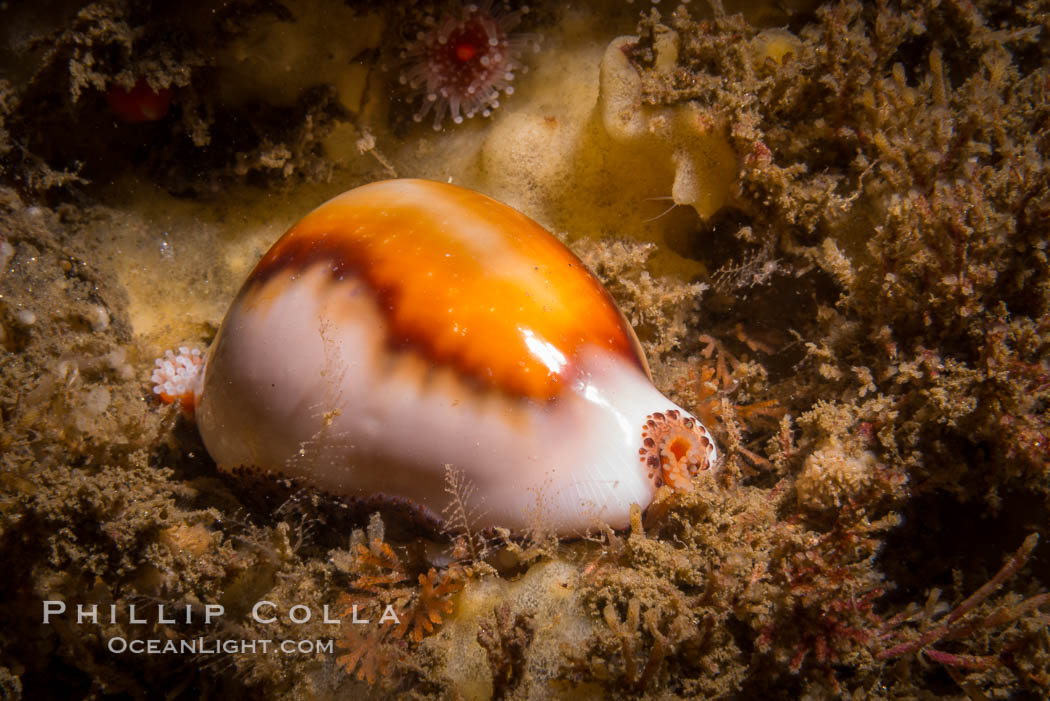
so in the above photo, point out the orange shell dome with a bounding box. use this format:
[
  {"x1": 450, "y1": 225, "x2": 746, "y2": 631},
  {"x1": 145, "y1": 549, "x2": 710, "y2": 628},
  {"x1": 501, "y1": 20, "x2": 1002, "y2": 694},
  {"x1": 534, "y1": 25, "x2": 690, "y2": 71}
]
[
  {"x1": 245, "y1": 179, "x2": 647, "y2": 401},
  {"x1": 192, "y1": 178, "x2": 717, "y2": 534}
]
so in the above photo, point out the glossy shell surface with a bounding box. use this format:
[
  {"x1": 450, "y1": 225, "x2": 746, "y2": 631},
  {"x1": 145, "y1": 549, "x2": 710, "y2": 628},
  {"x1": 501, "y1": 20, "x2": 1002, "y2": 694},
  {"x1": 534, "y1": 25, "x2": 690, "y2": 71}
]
[{"x1": 196, "y1": 179, "x2": 716, "y2": 533}]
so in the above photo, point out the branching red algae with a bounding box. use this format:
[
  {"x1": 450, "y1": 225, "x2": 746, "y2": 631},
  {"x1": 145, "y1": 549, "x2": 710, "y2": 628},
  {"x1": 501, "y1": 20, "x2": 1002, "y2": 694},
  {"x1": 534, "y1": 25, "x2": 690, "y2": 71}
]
[{"x1": 0, "y1": 0, "x2": 1048, "y2": 699}]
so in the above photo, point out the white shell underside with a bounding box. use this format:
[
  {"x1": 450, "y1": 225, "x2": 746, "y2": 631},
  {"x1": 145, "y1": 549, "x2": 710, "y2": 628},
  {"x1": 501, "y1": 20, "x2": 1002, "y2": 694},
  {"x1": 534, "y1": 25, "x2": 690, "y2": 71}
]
[{"x1": 197, "y1": 264, "x2": 711, "y2": 534}]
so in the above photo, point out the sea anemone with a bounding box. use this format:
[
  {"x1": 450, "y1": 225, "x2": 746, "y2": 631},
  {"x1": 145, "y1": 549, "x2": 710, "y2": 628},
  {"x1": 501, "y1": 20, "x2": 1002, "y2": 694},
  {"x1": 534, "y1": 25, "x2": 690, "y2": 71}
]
[
  {"x1": 150, "y1": 346, "x2": 204, "y2": 415},
  {"x1": 639, "y1": 409, "x2": 716, "y2": 491},
  {"x1": 398, "y1": 1, "x2": 537, "y2": 130},
  {"x1": 105, "y1": 78, "x2": 173, "y2": 123}
]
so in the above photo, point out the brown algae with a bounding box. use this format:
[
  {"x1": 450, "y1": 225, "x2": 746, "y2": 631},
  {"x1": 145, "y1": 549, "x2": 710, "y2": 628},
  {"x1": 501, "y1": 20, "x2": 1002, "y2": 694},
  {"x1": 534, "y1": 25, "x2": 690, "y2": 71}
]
[{"x1": 0, "y1": 0, "x2": 1048, "y2": 699}]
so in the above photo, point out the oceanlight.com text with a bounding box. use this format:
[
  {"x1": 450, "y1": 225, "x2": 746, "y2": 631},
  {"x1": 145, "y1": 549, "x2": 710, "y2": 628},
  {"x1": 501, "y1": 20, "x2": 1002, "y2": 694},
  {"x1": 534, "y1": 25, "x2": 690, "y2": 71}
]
[{"x1": 106, "y1": 637, "x2": 335, "y2": 655}]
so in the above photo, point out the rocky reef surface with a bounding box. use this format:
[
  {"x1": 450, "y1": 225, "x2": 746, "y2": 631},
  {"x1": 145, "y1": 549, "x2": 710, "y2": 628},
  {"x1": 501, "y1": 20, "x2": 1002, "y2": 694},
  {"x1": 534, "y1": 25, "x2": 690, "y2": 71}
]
[{"x1": 0, "y1": 0, "x2": 1047, "y2": 698}]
